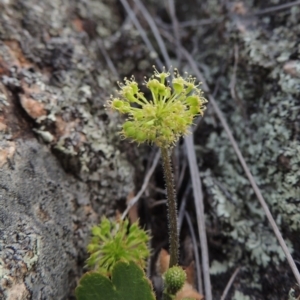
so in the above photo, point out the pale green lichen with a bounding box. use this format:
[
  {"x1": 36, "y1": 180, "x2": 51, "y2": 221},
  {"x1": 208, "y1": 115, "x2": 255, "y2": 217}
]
[
  {"x1": 233, "y1": 290, "x2": 251, "y2": 300},
  {"x1": 188, "y1": 0, "x2": 300, "y2": 297},
  {"x1": 22, "y1": 235, "x2": 41, "y2": 271}
]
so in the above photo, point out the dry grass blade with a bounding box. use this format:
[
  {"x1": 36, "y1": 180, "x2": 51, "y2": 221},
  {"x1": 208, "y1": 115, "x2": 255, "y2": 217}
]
[
  {"x1": 156, "y1": 17, "x2": 222, "y2": 29},
  {"x1": 178, "y1": 183, "x2": 191, "y2": 230},
  {"x1": 220, "y1": 267, "x2": 241, "y2": 300},
  {"x1": 122, "y1": 151, "x2": 160, "y2": 220},
  {"x1": 251, "y1": 0, "x2": 300, "y2": 15},
  {"x1": 185, "y1": 135, "x2": 212, "y2": 300},
  {"x1": 96, "y1": 38, "x2": 119, "y2": 78},
  {"x1": 229, "y1": 44, "x2": 246, "y2": 119},
  {"x1": 185, "y1": 211, "x2": 203, "y2": 295},
  {"x1": 118, "y1": 0, "x2": 163, "y2": 69},
  {"x1": 177, "y1": 158, "x2": 187, "y2": 192},
  {"x1": 166, "y1": 0, "x2": 182, "y2": 63},
  {"x1": 133, "y1": 0, "x2": 171, "y2": 68}
]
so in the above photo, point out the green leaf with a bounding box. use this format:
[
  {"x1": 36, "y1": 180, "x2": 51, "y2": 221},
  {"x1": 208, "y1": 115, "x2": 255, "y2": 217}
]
[
  {"x1": 76, "y1": 261, "x2": 155, "y2": 300},
  {"x1": 75, "y1": 272, "x2": 117, "y2": 300}
]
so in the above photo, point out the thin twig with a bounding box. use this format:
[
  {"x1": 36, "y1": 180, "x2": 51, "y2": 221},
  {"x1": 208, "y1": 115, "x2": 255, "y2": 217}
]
[
  {"x1": 149, "y1": 183, "x2": 167, "y2": 195},
  {"x1": 229, "y1": 45, "x2": 239, "y2": 98},
  {"x1": 155, "y1": 17, "x2": 222, "y2": 29},
  {"x1": 250, "y1": 0, "x2": 300, "y2": 15},
  {"x1": 96, "y1": 38, "x2": 119, "y2": 78},
  {"x1": 177, "y1": 158, "x2": 187, "y2": 192},
  {"x1": 85, "y1": 6, "x2": 119, "y2": 78},
  {"x1": 122, "y1": 150, "x2": 160, "y2": 220},
  {"x1": 107, "y1": 15, "x2": 131, "y2": 44},
  {"x1": 149, "y1": 199, "x2": 167, "y2": 208},
  {"x1": 167, "y1": 0, "x2": 182, "y2": 63},
  {"x1": 178, "y1": 183, "x2": 192, "y2": 229},
  {"x1": 229, "y1": 44, "x2": 246, "y2": 119},
  {"x1": 118, "y1": 0, "x2": 163, "y2": 69},
  {"x1": 193, "y1": 77, "x2": 220, "y2": 133},
  {"x1": 185, "y1": 211, "x2": 203, "y2": 295},
  {"x1": 213, "y1": 178, "x2": 236, "y2": 204},
  {"x1": 220, "y1": 267, "x2": 241, "y2": 300},
  {"x1": 132, "y1": 0, "x2": 171, "y2": 68}
]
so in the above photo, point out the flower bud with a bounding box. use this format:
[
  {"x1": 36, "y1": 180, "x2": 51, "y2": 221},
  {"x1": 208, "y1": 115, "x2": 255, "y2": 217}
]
[
  {"x1": 154, "y1": 67, "x2": 170, "y2": 84},
  {"x1": 164, "y1": 266, "x2": 186, "y2": 295},
  {"x1": 188, "y1": 105, "x2": 200, "y2": 115},
  {"x1": 172, "y1": 77, "x2": 185, "y2": 94},
  {"x1": 123, "y1": 121, "x2": 136, "y2": 138},
  {"x1": 128, "y1": 80, "x2": 139, "y2": 94},
  {"x1": 185, "y1": 82, "x2": 195, "y2": 94},
  {"x1": 157, "y1": 82, "x2": 168, "y2": 95},
  {"x1": 186, "y1": 95, "x2": 200, "y2": 106},
  {"x1": 111, "y1": 98, "x2": 124, "y2": 109},
  {"x1": 146, "y1": 79, "x2": 160, "y2": 92},
  {"x1": 136, "y1": 130, "x2": 147, "y2": 143}
]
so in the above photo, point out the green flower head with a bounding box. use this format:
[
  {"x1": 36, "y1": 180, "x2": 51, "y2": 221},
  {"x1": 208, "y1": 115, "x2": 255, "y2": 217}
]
[
  {"x1": 108, "y1": 66, "x2": 207, "y2": 147},
  {"x1": 86, "y1": 218, "x2": 150, "y2": 276}
]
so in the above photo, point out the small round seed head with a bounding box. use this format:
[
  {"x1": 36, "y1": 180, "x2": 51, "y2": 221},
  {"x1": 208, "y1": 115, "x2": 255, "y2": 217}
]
[{"x1": 164, "y1": 266, "x2": 186, "y2": 295}]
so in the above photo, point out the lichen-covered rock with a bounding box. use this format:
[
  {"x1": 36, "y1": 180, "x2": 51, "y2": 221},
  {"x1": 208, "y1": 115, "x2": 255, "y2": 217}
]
[
  {"x1": 184, "y1": 0, "x2": 300, "y2": 298},
  {"x1": 0, "y1": 139, "x2": 75, "y2": 299},
  {"x1": 0, "y1": 0, "x2": 136, "y2": 298}
]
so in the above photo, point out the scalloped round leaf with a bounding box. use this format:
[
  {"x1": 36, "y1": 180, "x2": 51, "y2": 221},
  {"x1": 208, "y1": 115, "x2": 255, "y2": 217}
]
[
  {"x1": 75, "y1": 272, "x2": 117, "y2": 300},
  {"x1": 76, "y1": 261, "x2": 155, "y2": 300}
]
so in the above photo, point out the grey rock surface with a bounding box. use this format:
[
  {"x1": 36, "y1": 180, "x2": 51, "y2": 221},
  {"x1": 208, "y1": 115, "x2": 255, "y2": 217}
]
[
  {"x1": 0, "y1": 140, "x2": 76, "y2": 299},
  {"x1": 0, "y1": 0, "x2": 135, "y2": 298}
]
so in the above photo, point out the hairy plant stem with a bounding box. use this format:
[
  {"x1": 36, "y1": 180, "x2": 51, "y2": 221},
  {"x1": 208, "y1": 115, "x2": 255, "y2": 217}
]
[{"x1": 161, "y1": 146, "x2": 179, "y2": 267}]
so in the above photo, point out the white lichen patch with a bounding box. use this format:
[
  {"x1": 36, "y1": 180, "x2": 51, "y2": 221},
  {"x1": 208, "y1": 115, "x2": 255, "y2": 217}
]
[{"x1": 22, "y1": 235, "x2": 41, "y2": 271}]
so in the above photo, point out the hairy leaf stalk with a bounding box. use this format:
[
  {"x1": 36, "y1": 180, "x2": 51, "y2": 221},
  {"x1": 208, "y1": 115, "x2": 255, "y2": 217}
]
[{"x1": 161, "y1": 146, "x2": 179, "y2": 267}]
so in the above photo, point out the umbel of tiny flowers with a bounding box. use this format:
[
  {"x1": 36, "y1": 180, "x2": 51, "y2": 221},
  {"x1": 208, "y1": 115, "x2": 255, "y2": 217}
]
[
  {"x1": 107, "y1": 67, "x2": 207, "y2": 268},
  {"x1": 108, "y1": 66, "x2": 207, "y2": 148}
]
